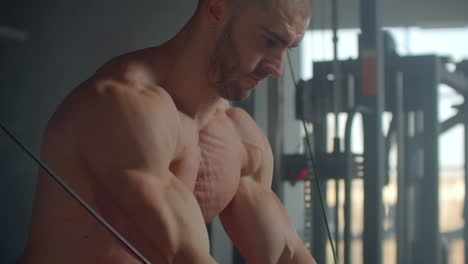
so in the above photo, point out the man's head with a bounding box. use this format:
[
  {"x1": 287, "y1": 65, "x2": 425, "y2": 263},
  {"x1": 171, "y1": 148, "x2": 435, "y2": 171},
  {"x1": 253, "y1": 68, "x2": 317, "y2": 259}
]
[{"x1": 195, "y1": 0, "x2": 312, "y2": 101}]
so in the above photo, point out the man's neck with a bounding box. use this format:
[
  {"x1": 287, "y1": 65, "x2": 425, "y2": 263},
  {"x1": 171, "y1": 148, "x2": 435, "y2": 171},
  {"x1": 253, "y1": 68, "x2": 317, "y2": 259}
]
[{"x1": 157, "y1": 17, "x2": 227, "y2": 127}]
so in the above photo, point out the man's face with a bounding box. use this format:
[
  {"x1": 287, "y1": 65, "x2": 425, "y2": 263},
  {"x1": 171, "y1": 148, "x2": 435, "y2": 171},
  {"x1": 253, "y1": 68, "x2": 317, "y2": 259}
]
[{"x1": 209, "y1": 0, "x2": 310, "y2": 101}]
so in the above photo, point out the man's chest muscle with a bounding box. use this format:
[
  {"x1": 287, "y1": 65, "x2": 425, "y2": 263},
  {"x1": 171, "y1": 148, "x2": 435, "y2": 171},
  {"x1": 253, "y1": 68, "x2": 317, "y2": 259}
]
[{"x1": 171, "y1": 111, "x2": 245, "y2": 223}]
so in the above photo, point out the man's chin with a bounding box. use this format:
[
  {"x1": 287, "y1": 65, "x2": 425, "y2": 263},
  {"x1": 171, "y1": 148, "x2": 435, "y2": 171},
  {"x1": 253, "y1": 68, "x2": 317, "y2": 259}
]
[
  {"x1": 218, "y1": 78, "x2": 258, "y2": 101},
  {"x1": 232, "y1": 92, "x2": 252, "y2": 102},
  {"x1": 223, "y1": 90, "x2": 250, "y2": 102}
]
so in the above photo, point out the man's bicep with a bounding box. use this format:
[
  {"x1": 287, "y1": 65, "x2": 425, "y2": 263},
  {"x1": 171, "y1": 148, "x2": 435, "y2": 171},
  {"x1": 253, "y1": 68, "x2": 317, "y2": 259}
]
[{"x1": 92, "y1": 168, "x2": 212, "y2": 262}]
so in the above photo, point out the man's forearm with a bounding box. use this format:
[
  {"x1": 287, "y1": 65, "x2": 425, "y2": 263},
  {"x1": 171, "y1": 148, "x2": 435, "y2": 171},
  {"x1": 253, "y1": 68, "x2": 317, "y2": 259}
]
[
  {"x1": 174, "y1": 251, "x2": 218, "y2": 264},
  {"x1": 291, "y1": 244, "x2": 316, "y2": 264}
]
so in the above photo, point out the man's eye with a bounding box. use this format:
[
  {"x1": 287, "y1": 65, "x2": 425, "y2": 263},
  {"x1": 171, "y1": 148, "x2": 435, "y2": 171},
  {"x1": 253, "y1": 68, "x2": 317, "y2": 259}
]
[{"x1": 265, "y1": 38, "x2": 279, "y2": 48}]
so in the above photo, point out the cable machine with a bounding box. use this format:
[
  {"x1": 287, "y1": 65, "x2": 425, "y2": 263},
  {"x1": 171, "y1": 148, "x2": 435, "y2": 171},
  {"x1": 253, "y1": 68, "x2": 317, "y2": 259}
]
[
  {"x1": 284, "y1": 29, "x2": 468, "y2": 264},
  {"x1": 282, "y1": 0, "x2": 468, "y2": 263}
]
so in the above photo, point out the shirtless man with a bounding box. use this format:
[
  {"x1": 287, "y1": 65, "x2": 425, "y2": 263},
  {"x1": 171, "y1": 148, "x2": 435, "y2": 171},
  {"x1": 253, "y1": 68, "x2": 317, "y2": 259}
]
[{"x1": 20, "y1": 0, "x2": 315, "y2": 263}]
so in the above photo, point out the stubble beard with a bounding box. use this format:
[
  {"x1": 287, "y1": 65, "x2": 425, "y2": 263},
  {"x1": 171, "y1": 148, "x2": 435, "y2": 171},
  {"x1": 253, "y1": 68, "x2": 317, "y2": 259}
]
[{"x1": 209, "y1": 19, "x2": 251, "y2": 102}]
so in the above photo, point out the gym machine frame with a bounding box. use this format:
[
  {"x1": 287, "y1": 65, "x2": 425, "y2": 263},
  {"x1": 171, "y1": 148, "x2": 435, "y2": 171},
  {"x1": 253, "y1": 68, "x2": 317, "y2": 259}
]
[{"x1": 284, "y1": 31, "x2": 468, "y2": 263}]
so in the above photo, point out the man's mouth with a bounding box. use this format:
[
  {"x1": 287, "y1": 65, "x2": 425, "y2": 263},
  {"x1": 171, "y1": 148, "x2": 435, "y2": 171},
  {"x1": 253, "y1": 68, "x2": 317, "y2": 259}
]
[
  {"x1": 249, "y1": 74, "x2": 263, "y2": 83},
  {"x1": 249, "y1": 71, "x2": 268, "y2": 83}
]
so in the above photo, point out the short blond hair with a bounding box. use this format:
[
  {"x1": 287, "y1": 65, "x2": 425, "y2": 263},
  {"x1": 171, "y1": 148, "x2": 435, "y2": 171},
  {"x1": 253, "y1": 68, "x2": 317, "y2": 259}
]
[{"x1": 198, "y1": 0, "x2": 312, "y2": 16}]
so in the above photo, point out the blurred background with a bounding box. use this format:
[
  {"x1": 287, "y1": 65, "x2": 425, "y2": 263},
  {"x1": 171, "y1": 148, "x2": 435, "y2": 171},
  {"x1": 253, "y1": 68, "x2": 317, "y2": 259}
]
[{"x1": 1, "y1": 0, "x2": 467, "y2": 263}]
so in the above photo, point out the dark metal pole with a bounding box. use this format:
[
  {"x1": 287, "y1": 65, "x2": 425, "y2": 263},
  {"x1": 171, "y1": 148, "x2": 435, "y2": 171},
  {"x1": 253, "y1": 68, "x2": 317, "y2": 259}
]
[
  {"x1": 413, "y1": 56, "x2": 441, "y2": 264},
  {"x1": 343, "y1": 133, "x2": 352, "y2": 264},
  {"x1": 465, "y1": 104, "x2": 468, "y2": 264},
  {"x1": 361, "y1": 109, "x2": 385, "y2": 264},
  {"x1": 404, "y1": 111, "x2": 417, "y2": 264},
  {"x1": 334, "y1": 180, "x2": 340, "y2": 261},
  {"x1": 423, "y1": 56, "x2": 441, "y2": 264},
  {"x1": 455, "y1": 62, "x2": 468, "y2": 264},
  {"x1": 311, "y1": 121, "x2": 329, "y2": 264},
  {"x1": 331, "y1": 0, "x2": 341, "y2": 136},
  {"x1": 331, "y1": 0, "x2": 342, "y2": 258},
  {"x1": 359, "y1": 0, "x2": 385, "y2": 263},
  {"x1": 395, "y1": 72, "x2": 409, "y2": 264},
  {"x1": 343, "y1": 74, "x2": 356, "y2": 264}
]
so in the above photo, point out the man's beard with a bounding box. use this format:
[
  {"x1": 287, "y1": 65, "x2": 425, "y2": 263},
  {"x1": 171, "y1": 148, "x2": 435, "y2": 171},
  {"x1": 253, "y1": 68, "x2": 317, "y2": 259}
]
[{"x1": 209, "y1": 19, "x2": 251, "y2": 102}]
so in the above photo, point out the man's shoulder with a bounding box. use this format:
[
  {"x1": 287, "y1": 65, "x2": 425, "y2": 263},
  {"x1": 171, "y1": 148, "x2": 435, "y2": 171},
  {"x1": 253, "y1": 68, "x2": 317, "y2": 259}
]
[
  {"x1": 62, "y1": 46, "x2": 175, "y2": 131},
  {"x1": 46, "y1": 74, "x2": 180, "y2": 149},
  {"x1": 52, "y1": 47, "x2": 172, "y2": 122},
  {"x1": 92, "y1": 76, "x2": 173, "y2": 108},
  {"x1": 46, "y1": 79, "x2": 183, "y2": 166},
  {"x1": 51, "y1": 75, "x2": 176, "y2": 125}
]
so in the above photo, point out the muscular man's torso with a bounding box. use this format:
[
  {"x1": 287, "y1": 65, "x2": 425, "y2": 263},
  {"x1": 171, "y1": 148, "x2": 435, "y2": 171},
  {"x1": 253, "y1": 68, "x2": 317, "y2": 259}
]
[{"x1": 21, "y1": 59, "x2": 267, "y2": 263}]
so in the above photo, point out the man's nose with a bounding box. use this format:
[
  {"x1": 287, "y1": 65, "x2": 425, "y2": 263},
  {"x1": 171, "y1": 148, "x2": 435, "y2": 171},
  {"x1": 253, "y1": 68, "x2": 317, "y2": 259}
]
[{"x1": 262, "y1": 51, "x2": 285, "y2": 77}]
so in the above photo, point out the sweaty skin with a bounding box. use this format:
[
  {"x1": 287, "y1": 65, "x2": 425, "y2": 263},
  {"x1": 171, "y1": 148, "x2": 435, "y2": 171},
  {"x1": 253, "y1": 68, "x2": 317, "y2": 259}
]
[{"x1": 20, "y1": 0, "x2": 316, "y2": 263}]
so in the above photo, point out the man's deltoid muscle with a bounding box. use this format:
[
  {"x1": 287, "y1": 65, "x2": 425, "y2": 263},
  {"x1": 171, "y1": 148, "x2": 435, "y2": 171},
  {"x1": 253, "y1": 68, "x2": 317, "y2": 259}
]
[{"x1": 20, "y1": 0, "x2": 316, "y2": 263}]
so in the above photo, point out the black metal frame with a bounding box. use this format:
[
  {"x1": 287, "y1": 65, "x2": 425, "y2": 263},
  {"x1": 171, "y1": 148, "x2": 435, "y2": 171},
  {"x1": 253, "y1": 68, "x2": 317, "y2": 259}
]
[{"x1": 290, "y1": 34, "x2": 468, "y2": 263}]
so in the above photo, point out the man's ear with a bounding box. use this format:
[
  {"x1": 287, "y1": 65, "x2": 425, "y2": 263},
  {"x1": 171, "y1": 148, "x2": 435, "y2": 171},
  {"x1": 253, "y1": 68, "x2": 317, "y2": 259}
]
[{"x1": 204, "y1": 0, "x2": 232, "y2": 23}]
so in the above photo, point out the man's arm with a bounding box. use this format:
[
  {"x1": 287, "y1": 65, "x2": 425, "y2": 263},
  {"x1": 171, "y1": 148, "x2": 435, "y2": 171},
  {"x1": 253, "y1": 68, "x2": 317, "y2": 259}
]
[
  {"x1": 220, "y1": 131, "x2": 315, "y2": 264},
  {"x1": 73, "y1": 83, "x2": 217, "y2": 264}
]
